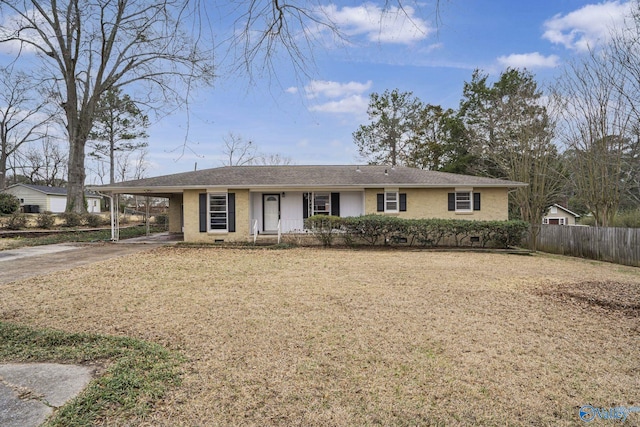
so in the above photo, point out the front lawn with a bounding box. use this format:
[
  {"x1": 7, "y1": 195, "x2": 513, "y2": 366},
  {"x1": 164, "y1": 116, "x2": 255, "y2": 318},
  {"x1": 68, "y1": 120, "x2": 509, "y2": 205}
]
[{"x1": 1, "y1": 248, "x2": 638, "y2": 426}]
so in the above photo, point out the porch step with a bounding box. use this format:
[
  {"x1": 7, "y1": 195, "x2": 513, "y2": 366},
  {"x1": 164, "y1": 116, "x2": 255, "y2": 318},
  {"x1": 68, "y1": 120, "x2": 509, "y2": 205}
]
[{"x1": 252, "y1": 234, "x2": 281, "y2": 245}]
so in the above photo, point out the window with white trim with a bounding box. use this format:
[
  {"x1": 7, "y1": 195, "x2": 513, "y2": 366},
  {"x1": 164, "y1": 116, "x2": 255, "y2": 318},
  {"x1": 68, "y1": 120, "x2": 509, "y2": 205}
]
[
  {"x1": 209, "y1": 193, "x2": 228, "y2": 231},
  {"x1": 385, "y1": 191, "x2": 399, "y2": 212},
  {"x1": 455, "y1": 191, "x2": 472, "y2": 211},
  {"x1": 312, "y1": 192, "x2": 331, "y2": 215}
]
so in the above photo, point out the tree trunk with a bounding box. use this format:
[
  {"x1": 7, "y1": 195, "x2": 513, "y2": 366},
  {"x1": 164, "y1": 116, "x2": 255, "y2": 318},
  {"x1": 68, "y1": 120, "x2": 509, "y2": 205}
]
[
  {"x1": 0, "y1": 150, "x2": 7, "y2": 190},
  {"x1": 110, "y1": 136, "x2": 115, "y2": 185},
  {"x1": 66, "y1": 137, "x2": 87, "y2": 213}
]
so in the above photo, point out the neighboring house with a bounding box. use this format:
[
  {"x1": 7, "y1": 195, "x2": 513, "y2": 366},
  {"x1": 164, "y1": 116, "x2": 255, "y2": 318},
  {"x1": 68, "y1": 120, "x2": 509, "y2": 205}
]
[
  {"x1": 542, "y1": 204, "x2": 580, "y2": 226},
  {"x1": 92, "y1": 165, "x2": 527, "y2": 243},
  {"x1": 2, "y1": 184, "x2": 102, "y2": 213}
]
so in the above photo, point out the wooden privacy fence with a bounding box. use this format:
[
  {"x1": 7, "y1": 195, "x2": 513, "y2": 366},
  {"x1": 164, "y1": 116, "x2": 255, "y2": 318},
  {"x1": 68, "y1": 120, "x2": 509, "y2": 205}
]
[{"x1": 536, "y1": 225, "x2": 640, "y2": 267}]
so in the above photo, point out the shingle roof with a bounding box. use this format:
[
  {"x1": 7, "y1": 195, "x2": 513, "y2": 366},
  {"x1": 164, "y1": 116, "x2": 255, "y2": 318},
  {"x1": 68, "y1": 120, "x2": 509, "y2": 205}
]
[
  {"x1": 93, "y1": 165, "x2": 527, "y2": 193},
  {"x1": 6, "y1": 184, "x2": 100, "y2": 197},
  {"x1": 550, "y1": 204, "x2": 581, "y2": 218}
]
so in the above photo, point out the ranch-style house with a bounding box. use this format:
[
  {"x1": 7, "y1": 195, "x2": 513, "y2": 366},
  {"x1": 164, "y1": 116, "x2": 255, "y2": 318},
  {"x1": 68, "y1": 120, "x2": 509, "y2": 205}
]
[{"x1": 92, "y1": 165, "x2": 527, "y2": 243}]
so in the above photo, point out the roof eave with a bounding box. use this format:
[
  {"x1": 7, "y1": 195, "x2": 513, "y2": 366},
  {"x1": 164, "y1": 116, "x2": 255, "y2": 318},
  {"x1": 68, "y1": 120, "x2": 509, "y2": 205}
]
[{"x1": 90, "y1": 182, "x2": 527, "y2": 194}]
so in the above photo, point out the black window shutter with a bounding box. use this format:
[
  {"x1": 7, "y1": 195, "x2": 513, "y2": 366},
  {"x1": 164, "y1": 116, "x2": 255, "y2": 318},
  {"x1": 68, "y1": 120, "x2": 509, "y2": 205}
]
[
  {"x1": 377, "y1": 194, "x2": 384, "y2": 212},
  {"x1": 473, "y1": 192, "x2": 481, "y2": 211},
  {"x1": 199, "y1": 193, "x2": 207, "y2": 232},
  {"x1": 331, "y1": 192, "x2": 340, "y2": 216},
  {"x1": 448, "y1": 193, "x2": 455, "y2": 211},
  {"x1": 228, "y1": 193, "x2": 236, "y2": 232},
  {"x1": 399, "y1": 193, "x2": 407, "y2": 212},
  {"x1": 303, "y1": 193, "x2": 309, "y2": 219}
]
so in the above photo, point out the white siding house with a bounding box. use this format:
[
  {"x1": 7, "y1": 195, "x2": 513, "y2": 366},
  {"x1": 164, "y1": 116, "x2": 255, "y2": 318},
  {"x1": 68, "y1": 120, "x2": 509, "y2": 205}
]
[
  {"x1": 2, "y1": 184, "x2": 102, "y2": 213},
  {"x1": 542, "y1": 204, "x2": 580, "y2": 226}
]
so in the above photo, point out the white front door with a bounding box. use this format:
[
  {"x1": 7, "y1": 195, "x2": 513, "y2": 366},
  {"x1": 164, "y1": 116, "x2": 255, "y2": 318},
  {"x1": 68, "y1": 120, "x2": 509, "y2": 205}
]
[{"x1": 263, "y1": 194, "x2": 280, "y2": 232}]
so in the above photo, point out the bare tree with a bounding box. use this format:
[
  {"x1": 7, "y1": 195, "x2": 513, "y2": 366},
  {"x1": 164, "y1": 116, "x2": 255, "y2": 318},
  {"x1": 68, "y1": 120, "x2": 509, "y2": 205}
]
[
  {"x1": 554, "y1": 51, "x2": 632, "y2": 227},
  {"x1": 221, "y1": 133, "x2": 257, "y2": 166},
  {"x1": 0, "y1": 0, "x2": 215, "y2": 212},
  {"x1": 607, "y1": 2, "x2": 640, "y2": 211},
  {"x1": 0, "y1": 67, "x2": 52, "y2": 189},
  {"x1": 256, "y1": 153, "x2": 293, "y2": 165},
  {"x1": 12, "y1": 136, "x2": 68, "y2": 186}
]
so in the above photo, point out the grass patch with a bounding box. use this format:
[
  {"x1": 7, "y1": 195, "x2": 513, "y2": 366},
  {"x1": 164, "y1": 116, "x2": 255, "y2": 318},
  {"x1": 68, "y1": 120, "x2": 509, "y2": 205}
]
[
  {"x1": 0, "y1": 226, "x2": 165, "y2": 250},
  {"x1": 0, "y1": 321, "x2": 183, "y2": 426}
]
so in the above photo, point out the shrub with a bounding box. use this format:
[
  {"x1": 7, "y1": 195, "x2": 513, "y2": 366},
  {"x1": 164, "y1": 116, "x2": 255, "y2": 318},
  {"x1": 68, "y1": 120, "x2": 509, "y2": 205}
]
[
  {"x1": 488, "y1": 220, "x2": 529, "y2": 248},
  {"x1": 304, "y1": 215, "x2": 343, "y2": 247},
  {"x1": 613, "y1": 209, "x2": 640, "y2": 228},
  {"x1": 341, "y1": 215, "x2": 405, "y2": 246},
  {"x1": 83, "y1": 213, "x2": 106, "y2": 228},
  {"x1": 154, "y1": 213, "x2": 169, "y2": 228},
  {"x1": 578, "y1": 215, "x2": 596, "y2": 226},
  {"x1": 5, "y1": 212, "x2": 28, "y2": 230},
  {"x1": 338, "y1": 216, "x2": 529, "y2": 248},
  {"x1": 36, "y1": 212, "x2": 56, "y2": 229},
  {"x1": 0, "y1": 193, "x2": 20, "y2": 214},
  {"x1": 60, "y1": 212, "x2": 83, "y2": 227}
]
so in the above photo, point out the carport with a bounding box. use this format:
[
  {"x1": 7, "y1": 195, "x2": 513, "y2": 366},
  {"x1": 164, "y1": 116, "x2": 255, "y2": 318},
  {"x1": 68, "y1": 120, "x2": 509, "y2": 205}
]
[{"x1": 89, "y1": 185, "x2": 184, "y2": 242}]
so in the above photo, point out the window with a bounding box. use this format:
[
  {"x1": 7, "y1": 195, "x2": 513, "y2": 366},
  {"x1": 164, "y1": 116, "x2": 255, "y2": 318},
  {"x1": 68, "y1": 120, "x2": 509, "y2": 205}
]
[
  {"x1": 455, "y1": 192, "x2": 472, "y2": 211},
  {"x1": 377, "y1": 192, "x2": 406, "y2": 213},
  {"x1": 448, "y1": 191, "x2": 479, "y2": 212},
  {"x1": 385, "y1": 191, "x2": 398, "y2": 212},
  {"x1": 313, "y1": 192, "x2": 331, "y2": 215},
  {"x1": 209, "y1": 193, "x2": 228, "y2": 230}
]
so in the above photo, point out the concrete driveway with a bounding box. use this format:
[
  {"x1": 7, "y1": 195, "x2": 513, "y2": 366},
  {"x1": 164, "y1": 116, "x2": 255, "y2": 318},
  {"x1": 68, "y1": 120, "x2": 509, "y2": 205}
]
[
  {"x1": 0, "y1": 235, "x2": 176, "y2": 285},
  {"x1": 0, "y1": 236, "x2": 175, "y2": 426}
]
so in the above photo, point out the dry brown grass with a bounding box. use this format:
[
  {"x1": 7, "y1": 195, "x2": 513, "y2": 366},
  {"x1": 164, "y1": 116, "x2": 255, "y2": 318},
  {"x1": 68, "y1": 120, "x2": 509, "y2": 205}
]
[{"x1": 2, "y1": 247, "x2": 639, "y2": 426}]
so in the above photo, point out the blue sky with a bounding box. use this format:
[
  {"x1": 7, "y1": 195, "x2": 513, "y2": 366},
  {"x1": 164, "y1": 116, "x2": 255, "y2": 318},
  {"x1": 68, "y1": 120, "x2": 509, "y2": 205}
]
[
  {"x1": 149, "y1": 0, "x2": 633, "y2": 176},
  {"x1": 1, "y1": 0, "x2": 635, "y2": 179}
]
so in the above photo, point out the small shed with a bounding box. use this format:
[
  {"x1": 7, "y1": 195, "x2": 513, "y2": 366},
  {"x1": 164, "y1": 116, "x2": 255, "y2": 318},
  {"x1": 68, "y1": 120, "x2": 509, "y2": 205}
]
[
  {"x1": 2, "y1": 184, "x2": 101, "y2": 213},
  {"x1": 542, "y1": 204, "x2": 580, "y2": 226}
]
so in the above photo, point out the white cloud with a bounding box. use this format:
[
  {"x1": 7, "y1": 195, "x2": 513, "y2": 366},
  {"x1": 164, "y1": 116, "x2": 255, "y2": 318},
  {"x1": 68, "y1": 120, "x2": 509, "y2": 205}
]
[
  {"x1": 497, "y1": 52, "x2": 561, "y2": 69},
  {"x1": 543, "y1": 1, "x2": 632, "y2": 51},
  {"x1": 298, "y1": 79, "x2": 371, "y2": 117},
  {"x1": 304, "y1": 80, "x2": 372, "y2": 99},
  {"x1": 308, "y1": 94, "x2": 369, "y2": 115},
  {"x1": 285, "y1": 87, "x2": 298, "y2": 95},
  {"x1": 318, "y1": 3, "x2": 432, "y2": 45}
]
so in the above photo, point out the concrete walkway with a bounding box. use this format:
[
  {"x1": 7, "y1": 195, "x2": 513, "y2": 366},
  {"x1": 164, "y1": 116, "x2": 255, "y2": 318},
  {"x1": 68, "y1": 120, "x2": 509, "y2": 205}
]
[{"x1": 0, "y1": 364, "x2": 94, "y2": 427}]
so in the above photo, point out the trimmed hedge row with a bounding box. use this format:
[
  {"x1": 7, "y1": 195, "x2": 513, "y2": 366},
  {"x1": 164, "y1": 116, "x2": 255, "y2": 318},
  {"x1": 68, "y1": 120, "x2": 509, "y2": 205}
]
[
  {"x1": 304, "y1": 214, "x2": 529, "y2": 248},
  {"x1": 0, "y1": 212, "x2": 109, "y2": 230}
]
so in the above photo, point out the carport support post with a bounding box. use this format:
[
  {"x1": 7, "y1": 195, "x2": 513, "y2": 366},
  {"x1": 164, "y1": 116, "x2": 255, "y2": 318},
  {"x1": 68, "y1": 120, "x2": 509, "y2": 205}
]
[
  {"x1": 98, "y1": 192, "x2": 118, "y2": 242},
  {"x1": 145, "y1": 196, "x2": 150, "y2": 236},
  {"x1": 109, "y1": 193, "x2": 117, "y2": 241}
]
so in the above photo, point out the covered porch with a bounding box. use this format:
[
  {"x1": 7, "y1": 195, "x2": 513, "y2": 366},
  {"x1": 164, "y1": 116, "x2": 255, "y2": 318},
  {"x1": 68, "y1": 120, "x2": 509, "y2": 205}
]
[{"x1": 248, "y1": 190, "x2": 366, "y2": 236}]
